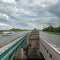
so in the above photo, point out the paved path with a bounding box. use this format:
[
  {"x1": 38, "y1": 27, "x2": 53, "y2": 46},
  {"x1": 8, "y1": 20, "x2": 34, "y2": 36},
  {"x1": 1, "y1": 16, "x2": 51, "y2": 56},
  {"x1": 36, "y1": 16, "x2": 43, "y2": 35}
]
[{"x1": 27, "y1": 41, "x2": 45, "y2": 60}]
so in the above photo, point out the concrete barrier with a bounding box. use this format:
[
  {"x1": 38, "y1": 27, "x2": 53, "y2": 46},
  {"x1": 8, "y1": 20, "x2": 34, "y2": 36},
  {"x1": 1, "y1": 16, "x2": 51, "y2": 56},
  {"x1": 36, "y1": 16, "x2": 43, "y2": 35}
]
[{"x1": 39, "y1": 37, "x2": 60, "y2": 60}]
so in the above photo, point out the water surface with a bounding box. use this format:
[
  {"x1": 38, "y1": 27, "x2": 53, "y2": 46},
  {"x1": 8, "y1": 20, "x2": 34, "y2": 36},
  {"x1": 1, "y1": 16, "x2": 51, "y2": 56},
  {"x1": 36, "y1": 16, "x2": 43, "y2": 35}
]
[{"x1": 0, "y1": 31, "x2": 27, "y2": 47}]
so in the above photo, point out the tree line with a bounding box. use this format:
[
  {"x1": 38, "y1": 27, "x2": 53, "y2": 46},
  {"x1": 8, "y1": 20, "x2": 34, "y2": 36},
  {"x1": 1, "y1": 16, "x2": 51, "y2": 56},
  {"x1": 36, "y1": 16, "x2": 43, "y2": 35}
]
[
  {"x1": 9, "y1": 28, "x2": 29, "y2": 31},
  {"x1": 42, "y1": 25, "x2": 60, "y2": 33},
  {"x1": 0, "y1": 30, "x2": 4, "y2": 34},
  {"x1": 0, "y1": 28, "x2": 29, "y2": 34}
]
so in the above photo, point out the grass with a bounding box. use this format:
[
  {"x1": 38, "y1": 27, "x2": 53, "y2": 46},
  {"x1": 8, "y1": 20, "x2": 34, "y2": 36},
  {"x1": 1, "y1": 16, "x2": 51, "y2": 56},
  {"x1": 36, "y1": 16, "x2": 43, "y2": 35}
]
[
  {"x1": 47, "y1": 32, "x2": 60, "y2": 35},
  {"x1": 0, "y1": 31, "x2": 3, "y2": 34}
]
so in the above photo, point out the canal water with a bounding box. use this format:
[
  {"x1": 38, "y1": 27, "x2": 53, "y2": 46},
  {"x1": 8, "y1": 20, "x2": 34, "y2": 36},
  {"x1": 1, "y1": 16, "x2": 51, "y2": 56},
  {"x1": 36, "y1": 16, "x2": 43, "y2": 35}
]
[
  {"x1": 0, "y1": 32, "x2": 27, "y2": 47},
  {"x1": 40, "y1": 31, "x2": 60, "y2": 51}
]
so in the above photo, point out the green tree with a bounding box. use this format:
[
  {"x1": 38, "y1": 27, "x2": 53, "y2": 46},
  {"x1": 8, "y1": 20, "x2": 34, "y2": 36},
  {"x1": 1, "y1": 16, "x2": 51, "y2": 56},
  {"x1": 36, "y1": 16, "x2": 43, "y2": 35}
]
[
  {"x1": 49, "y1": 25, "x2": 54, "y2": 32},
  {"x1": 10, "y1": 28, "x2": 22, "y2": 32}
]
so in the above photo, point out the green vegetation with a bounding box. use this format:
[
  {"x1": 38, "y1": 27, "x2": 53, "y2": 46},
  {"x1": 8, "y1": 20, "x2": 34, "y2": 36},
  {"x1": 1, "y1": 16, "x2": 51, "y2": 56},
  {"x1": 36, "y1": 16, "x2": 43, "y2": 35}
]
[
  {"x1": 0, "y1": 28, "x2": 29, "y2": 34},
  {"x1": 48, "y1": 32, "x2": 60, "y2": 35},
  {"x1": 42, "y1": 25, "x2": 60, "y2": 35},
  {"x1": 9, "y1": 28, "x2": 29, "y2": 32},
  {"x1": 0, "y1": 30, "x2": 4, "y2": 34},
  {"x1": 10, "y1": 28, "x2": 22, "y2": 31}
]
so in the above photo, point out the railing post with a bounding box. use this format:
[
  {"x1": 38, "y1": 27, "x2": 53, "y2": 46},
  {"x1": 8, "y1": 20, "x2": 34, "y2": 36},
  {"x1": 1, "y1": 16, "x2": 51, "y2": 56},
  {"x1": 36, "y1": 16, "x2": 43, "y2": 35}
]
[{"x1": 20, "y1": 48, "x2": 24, "y2": 59}]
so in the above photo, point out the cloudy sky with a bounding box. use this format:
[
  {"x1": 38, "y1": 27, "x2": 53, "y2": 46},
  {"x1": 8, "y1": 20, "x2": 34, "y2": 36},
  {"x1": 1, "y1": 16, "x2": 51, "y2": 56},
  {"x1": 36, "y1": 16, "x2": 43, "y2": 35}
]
[{"x1": 0, "y1": 0, "x2": 60, "y2": 30}]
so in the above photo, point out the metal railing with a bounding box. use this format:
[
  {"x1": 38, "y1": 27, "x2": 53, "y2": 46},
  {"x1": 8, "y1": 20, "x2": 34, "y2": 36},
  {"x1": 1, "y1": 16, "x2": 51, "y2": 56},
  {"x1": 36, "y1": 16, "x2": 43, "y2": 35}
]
[{"x1": 0, "y1": 34, "x2": 27, "y2": 60}]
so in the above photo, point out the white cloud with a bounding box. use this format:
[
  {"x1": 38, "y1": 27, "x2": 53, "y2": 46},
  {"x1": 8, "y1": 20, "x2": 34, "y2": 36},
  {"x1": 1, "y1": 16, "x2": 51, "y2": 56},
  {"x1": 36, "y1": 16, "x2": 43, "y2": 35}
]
[
  {"x1": 0, "y1": 23, "x2": 8, "y2": 27},
  {"x1": 0, "y1": 13, "x2": 9, "y2": 20},
  {"x1": 2, "y1": 0, "x2": 16, "y2": 3}
]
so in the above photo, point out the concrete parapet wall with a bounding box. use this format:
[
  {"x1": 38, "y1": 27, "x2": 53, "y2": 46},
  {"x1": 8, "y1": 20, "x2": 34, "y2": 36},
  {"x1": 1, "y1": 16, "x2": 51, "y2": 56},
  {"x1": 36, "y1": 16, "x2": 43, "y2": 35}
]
[{"x1": 39, "y1": 37, "x2": 60, "y2": 60}]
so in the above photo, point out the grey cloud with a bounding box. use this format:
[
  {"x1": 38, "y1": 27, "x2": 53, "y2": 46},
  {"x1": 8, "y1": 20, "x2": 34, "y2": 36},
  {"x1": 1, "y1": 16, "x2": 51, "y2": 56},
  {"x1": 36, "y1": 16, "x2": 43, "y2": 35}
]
[
  {"x1": 0, "y1": 0, "x2": 60, "y2": 30},
  {"x1": 48, "y1": 0, "x2": 60, "y2": 18}
]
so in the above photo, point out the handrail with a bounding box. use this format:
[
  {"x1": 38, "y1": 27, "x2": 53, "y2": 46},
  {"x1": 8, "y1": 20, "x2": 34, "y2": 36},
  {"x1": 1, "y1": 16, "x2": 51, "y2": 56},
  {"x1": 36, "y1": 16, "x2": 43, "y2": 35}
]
[{"x1": 0, "y1": 34, "x2": 27, "y2": 59}]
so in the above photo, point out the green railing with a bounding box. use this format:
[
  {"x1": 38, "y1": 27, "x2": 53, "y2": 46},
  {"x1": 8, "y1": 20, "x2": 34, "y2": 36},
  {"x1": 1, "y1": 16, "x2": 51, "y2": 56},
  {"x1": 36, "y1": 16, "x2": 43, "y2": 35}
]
[{"x1": 0, "y1": 34, "x2": 27, "y2": 60}]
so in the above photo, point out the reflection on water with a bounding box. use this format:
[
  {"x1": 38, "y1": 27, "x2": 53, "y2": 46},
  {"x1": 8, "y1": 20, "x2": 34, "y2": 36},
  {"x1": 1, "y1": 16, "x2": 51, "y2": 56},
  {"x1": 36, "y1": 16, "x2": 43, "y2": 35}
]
[{"x1": 40, "y1": 31, "x2": 60, "y2": 51}]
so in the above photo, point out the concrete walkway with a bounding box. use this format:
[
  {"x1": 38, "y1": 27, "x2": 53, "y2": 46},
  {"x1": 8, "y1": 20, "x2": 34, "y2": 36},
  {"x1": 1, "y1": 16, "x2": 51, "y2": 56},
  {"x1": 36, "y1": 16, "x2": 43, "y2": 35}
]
[{"x1": 27, "y1": 41, "x2": 45, "y2": 60}]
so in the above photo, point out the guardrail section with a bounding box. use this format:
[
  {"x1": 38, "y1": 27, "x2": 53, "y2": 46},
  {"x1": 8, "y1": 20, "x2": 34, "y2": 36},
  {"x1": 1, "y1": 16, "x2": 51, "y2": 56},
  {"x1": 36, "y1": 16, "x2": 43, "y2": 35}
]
[{"x1": 0, "y1": 34, "x2": 27, "y2": 60}]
